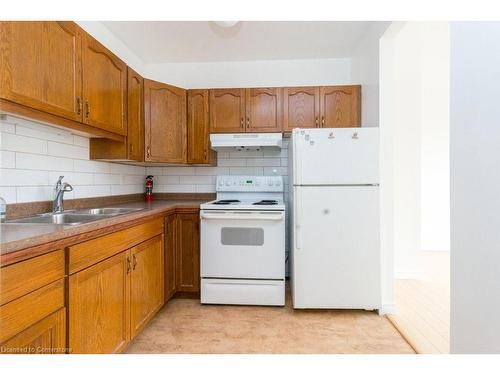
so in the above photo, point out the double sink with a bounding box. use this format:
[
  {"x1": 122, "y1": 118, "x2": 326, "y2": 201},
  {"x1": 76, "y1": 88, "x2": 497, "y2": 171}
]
[{"x1": 7, "y1": 207, "x2": 144, "y2": 226}]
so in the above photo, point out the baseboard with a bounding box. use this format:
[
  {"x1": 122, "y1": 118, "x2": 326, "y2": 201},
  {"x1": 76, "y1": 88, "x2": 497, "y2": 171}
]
[{"x1": 378, "y1": 303, "x2": 397, "y2": 316}]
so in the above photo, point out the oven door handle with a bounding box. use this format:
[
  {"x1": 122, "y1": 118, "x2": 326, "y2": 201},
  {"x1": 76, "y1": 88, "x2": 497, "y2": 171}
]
[{"x1": 200, "y1": 212, "x2": 284, "y2": 221}]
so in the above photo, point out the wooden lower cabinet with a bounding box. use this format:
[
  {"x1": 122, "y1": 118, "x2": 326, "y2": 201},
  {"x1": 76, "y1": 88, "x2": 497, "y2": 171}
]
[
  {"x1": 130, "y1": 235, "x2": 164, "y2": 338},
  {"x1": 176, "y1": 213, "x2": 200, "y2": 293},
  {"x1": 164, "y1": 214, "x2": 177, "y2": 302},
  {"x1": 69, "y1": 250, "x2": 131, "y2": 354},
  {"x1": 0, "y1": 308, "x2": 66, "y2": 354}
]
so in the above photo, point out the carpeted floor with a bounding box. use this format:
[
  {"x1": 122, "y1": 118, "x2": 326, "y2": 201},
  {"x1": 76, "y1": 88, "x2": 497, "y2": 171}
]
[{"x1": 126, "y1": 291, "x2": 414, "y2": 354}]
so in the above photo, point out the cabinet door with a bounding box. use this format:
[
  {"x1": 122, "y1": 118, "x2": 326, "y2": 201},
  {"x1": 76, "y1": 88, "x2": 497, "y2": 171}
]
[
  {"x1": 144, "y1": 79, "x2": 187, "y2": 163},
  {"x1": 283, "y1": 86, "x2": 320, "y2": 131},
  {"x1": 0, "y1": 308, "x2": 66, "y2": 354},
  {"x1": 127, "y1": 67, "x2": 144, "y2": 161},
  {"x1": 319, "y1": 85, "x2": 361, "y2": 128},
  {"x1": 245, "y1": 88, "x2": 283, "y2": 132},
  {"x1": 0, "y1": 21, "x2": 82, "y2": 122},
  {"x1": 82, "y1": 33, "x2": 127, "y2": 135},
  {"x1": 187, "y1": 89, "x2": 211, "y2": 164},
  {"x1": 164, "y1": 214, "x2": 177, "y2": 302},
  {"x1": 209, "y1": 88, "x2": 245, "y2": 133},
  {"x1": 176, "y1": 213, "x2": 200, "y2": 292},
  {"x1": 69, "y1": 251, "x2": 131, "y2": 354},
  {"x1": 130, "y1": 235, "x2": 164, "y2": 338}
]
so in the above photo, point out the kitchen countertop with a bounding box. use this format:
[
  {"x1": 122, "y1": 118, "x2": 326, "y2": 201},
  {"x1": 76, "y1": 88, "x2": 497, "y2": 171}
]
[{"x1": 0, "y1": 199, "x2": 207, "y2": 266}]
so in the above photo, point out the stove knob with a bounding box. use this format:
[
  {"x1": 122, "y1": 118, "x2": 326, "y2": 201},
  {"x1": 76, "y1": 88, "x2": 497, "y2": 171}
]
[
  {"x1": 225, "y1": 181, "x2": 231, "y2": 186},
  {"x1": 268, "y1": 181, "x2": 274, "y2": 186},
  {"x1": 218, "y1": 180, "x2": 224, "y2": 186}
]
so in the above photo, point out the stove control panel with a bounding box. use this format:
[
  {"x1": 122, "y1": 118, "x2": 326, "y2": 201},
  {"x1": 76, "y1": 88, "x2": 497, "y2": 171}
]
[{"x1": 216, "y1": 175, "x2": 283, "y2": 192}]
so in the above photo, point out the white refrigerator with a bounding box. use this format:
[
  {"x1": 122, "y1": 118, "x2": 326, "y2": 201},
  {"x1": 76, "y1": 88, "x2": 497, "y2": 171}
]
[{"x1": 289, "y1": 128, "x2": 381, "y2": 309}]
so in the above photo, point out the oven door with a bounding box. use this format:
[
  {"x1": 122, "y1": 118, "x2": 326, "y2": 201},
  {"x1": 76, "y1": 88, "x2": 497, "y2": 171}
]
[{"x1": 200, "y1": 210, "x2": 285, "y2": 279}]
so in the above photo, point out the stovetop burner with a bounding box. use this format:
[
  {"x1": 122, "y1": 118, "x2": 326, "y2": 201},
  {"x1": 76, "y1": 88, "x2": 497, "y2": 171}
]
[
  {"x1": 212, "y1": 199, "x2": 241, "y2": 205},
  {"x1": 253, "y1": 200, "x2": 278, "y2": 205}
]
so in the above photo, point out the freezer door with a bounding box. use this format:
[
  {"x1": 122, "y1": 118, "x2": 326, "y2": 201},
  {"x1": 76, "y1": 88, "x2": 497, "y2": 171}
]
[
  {"x1": 292, "y1": 185, "x2": 381, "y2": 309},
  {"x1": 292, "y1": 128, "x2": 379, "y2": 185}
]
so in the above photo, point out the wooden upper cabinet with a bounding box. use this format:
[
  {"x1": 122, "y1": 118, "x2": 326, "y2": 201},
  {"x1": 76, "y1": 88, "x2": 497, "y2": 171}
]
[
  {"x1": 127, "y1": 67, "x2": 144, "y2": 161},
  {"x1": 245, "y1": 88, "x2": 283, "y2": 132},
  {"x1": 176, "y1": 213, "x2": 200, "y2": 293},
  {"x1": 0, "y1": 21, "x2": 82, "y2": 122},
  {"x1": 187, "y1": 89, "x2": 214, "y2": 164},
  {"x1": 82, "y1": 33, "x2": 127, "y2": 136},
  {"x1": 69, "y1": 251, "x2": 131, "y2": 354},
  {"x1": 320, "y1": 85, "x2": 361, "y2": 128},
  {"x1": 130, "y1": 235, "x2": 164, "y2": 339},
  {"x1": 283, "y1": 86, "x2": 320, "y2": 131},
  {"x1": 144, "y1": 79, "x2": 187, "y2": 163},
  {"x1": 209, "y1": 88, "x2": 245, "y2": 133}
]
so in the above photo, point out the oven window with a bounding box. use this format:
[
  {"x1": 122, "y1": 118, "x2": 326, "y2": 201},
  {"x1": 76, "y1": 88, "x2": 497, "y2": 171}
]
[{"x1": 221, "y1": 227, "x2": 264, "y2": 246}]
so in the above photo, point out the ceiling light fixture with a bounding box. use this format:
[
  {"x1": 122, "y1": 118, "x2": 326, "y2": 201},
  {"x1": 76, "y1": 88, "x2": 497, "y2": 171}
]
[{"x1": 213, "y1": 21, "x2": 240, "y2": 28}]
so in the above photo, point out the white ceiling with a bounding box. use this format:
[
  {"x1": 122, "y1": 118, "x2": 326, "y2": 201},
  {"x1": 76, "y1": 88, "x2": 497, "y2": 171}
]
[{"x1": 100, "y1": 21, "x2": 377, "y2": 63}]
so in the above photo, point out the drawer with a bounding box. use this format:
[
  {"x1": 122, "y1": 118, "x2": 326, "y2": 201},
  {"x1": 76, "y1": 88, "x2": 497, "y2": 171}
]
[
  {"x1": 0, "y1": 249, "x2": 65, "y2": 306},
  {"x1": 0, "y1": 279, "x2": 65, "y2": 343},
  {"x1": 68, "y1": 217, "x2": 163, "y2": 274}
]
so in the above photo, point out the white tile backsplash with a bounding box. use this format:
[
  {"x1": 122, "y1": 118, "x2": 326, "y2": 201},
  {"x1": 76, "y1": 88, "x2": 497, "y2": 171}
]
[
  {"x1": 0, "y1": 116, "x2": 146, "y2": 204},
  {"x1": 0, "y1": 115, "x2": 290, "y2": 209}
]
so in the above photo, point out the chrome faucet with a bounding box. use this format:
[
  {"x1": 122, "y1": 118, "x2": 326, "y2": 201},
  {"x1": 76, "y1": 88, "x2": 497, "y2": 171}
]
[{"x1": 53, "y1": 176, "x2": 73, "y2": 213}]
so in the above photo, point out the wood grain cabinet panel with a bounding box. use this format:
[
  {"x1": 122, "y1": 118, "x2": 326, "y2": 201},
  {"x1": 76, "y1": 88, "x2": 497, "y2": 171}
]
[
  {"x1": 164, "y1": 214, "x2": 177, "y2": 302},
  {"x1": 283, "y1": 86, "x2": 320, "y2": 131},
  {"x1": 188, "y1": 89, "x2": 215, "y2": 164},
  {"x1": 209, "y1": 88, "x2": 246, "y2": 133},
  {"x1": 245, "y1": 88, "x2": 283, "y2": 132},
  {"x1": 130, "y1": 235, "x2": 164, "y2": 338},
  {"x1": 144, "y1": 79, "x2": 187, "y2": 163},
  {"x1": 0, "y1": 249, "x2": 64, "y2": 306},
  {"x1": 69, "y1": 251, "x2": 131, "y2": 354},
  {"x1": 319, "y1": 85, "x2": 361, "y2": 128},
  {"x1": 176, "y1": 213, "x2": 200, "y2": 292},
  {"x1": 0, "y1": 21, "x2": 82, "y2": 122},
  {"x1": 0, "y1": 308, "x2": 66, "y2": 354},
  {"x1": 0, "y1": 279, "x2": 64, "y2": 344},
  {"x1": 82, "y1": 33, "x2": 127, "y2": 135},
  {"x1": 89, "y1": 67, "x2": 144, "y2": 161}
]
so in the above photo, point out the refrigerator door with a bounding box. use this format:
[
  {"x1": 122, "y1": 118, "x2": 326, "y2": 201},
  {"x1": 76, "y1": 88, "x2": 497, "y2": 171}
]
[
  {"x1": 292, "y1": 128, "x2": 379, "y2": 185},
  {"x1": 292, "y1": 185, "x2": 381, "y2": 309}
]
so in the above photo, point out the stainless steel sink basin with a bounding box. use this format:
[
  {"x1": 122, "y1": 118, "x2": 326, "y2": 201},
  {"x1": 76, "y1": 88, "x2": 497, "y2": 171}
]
[
  {"x1": 73, "y1": 207, "x2": 144, "y2": 215},
  {"x1": 7, "y1": 213, "x2": 115, "y2": 226}
]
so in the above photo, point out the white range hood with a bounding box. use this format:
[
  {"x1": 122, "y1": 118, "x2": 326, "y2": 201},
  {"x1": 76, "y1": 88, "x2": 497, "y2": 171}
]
[{"x1": 210, "y1": 133, "x2": 283, "y2": 151}]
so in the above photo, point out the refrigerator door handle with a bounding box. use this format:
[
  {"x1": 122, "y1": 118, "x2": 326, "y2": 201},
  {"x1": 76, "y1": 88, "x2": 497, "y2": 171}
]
[{"x1": 295, "y1": 189, "x2": 302, "y2": 250}]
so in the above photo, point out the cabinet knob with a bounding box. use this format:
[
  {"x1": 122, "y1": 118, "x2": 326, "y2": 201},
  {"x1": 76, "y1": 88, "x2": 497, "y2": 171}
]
[
  {"x1": 240, "y1": 118, "x2": 244, "y2": 128},
  {"x1": 247, "y1": 117, "x2": 250, "y2": 128},
  {"x1": 129, "y1": 144, "x2": 134, "y2": 154},
  {"x1": 126, "y1": 257, "x2": 131, "y2": 274},
  {"x1": 321, "y1": 116, "x2": 325, "y2": 127},
  {"x1": 146, "y1": 146, "x2": 151, "y2": 159},
  {"x1": 76, "y1": 97, "x2": 82, "y2": 115},
  {"x1": 315, "y1": 117, "x2": 319, "y2": 127}
]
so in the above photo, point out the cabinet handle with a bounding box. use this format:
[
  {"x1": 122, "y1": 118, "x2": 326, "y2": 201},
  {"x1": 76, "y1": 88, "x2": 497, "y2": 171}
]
[
  {"x1": 146, "y1": 146, "x2": 151, "y2": 159},
  {"x1": 126, "y1": 257, "x2": 131, "y2": 274},
  {"x1": 246, "y1": 117, "x2": 250, "y2": 128},
  {"x1": 76, "y1": 97, "x2": 82, "y2": 115},
  {"x1": 85, "y1": 101, "x2": 90, "y2": 118},
  {"x1": 240, "y1": 118, "x2": 244, "y2": 128},
  {"x1": 204, "y1": 149, "x2": 207, "y2": 160},
  {"x1": 315, "y1": 117, "x2": 319, "y2": 127},
  {"x1": 321, "y1": 116, "x2": 325, "y2": 127},
  {"x1": 132, "y1": 254, "x2": 137, "y2": 270},
  {"x1": 129, "y1": 144, "x2": 134, "y2": 154}
]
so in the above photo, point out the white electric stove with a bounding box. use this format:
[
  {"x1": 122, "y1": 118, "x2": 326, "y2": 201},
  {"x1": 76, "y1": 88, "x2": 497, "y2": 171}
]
[{"x1": 200, "y1": 176, "x2": 285, "y2": 306}]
